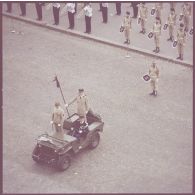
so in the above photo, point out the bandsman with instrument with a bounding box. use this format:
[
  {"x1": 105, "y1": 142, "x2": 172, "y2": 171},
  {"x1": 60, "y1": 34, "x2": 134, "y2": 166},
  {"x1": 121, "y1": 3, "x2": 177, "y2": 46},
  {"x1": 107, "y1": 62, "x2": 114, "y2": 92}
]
[{"x1": 149, "y1": 61, "x2": 159, "y2": 96}]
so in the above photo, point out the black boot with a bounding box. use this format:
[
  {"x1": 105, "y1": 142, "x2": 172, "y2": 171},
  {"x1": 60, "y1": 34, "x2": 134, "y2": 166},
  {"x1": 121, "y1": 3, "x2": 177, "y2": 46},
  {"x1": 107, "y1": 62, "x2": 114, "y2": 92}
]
[
  {"x1": 124, "y1": 39, "x2": 128, "y2": 44},
  {"x1": 153, "y1": 48, "x2": 157, "y2": 52},
  {"x1": 167, "y1": 37, "x2": 172, "y2": 41},
  {"x1": 176, "y1": 55, "x2": 181, "y2": 59},
  {"x1": 156, "y1": 47, "x2": 160, "y2": 53},
  {"x1": 180, "y1": 54, "x2": 183, "y2": 60},
  {"x1": 149, "y1": 90, "x2": 155, "y2": 95}
]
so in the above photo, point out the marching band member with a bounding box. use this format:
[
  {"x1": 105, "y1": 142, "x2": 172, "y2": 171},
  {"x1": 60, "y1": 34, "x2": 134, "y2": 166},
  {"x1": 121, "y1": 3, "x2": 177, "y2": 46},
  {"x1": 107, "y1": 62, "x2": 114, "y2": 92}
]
[
  {"x1": 52, "y1": 3, "x2": 60, "y2": 25},
  {"x1": 180, "y1": 3, "x2": 191, "y2": 32},
  {"x1": 66, "y1": 3, "x2": 76, "y2": 29},
  {"x1": 83, "y1": 3, "x2": 92, "y2": 34}
]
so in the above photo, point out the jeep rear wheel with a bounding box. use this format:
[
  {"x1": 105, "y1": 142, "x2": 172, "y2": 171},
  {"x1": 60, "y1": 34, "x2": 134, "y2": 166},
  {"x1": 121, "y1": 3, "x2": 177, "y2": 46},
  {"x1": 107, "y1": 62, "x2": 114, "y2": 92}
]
[
  {"x1": 57, "y1": 154, "x2": 71, "y2": 171},
  {"x1": 89, "y1": 132, "x2": 100, "y2": 149}
]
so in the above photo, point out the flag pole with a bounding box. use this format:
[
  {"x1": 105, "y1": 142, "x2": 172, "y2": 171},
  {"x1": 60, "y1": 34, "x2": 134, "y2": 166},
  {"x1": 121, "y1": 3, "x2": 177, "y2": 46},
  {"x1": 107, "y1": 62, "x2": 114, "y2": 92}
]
[{"x1": 54, "y1": 75, "x2": 70, "y2": 117}]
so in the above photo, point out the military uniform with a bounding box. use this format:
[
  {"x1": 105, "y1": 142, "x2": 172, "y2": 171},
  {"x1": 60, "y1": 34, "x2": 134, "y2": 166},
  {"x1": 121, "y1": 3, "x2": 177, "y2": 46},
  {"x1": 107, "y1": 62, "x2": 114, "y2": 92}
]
[
  {"x1": 149, "y1": 64, "x2": 159, "y2": 96},
  {"x1": 155, "y1": 3, "x2": 163, "y2": 21},
  {"x1": 35, "y1": 2, "x2": 43, "y2": 21},
  {"x1": 66, "y1": 3, "x2": 76, "y2": 29},
  {"x1": 52, "y1": 3, "x2": 60, "y2": 25},
  {"x1": 84, "y1": 4, "x2": 92, "y2": 34},
  {"x1": 19, "y1": 2, "x2": 26, "y2": 16},
  {"x1": 52, "y1": 104, "x2": 65, "y2": 132},
  {"x1": 153, "y1": 21, "x2": 161, "y2": 53},
  {"x1": 68, "y1": 93, "x2": 89, "y2": 122},
  {"x1": 181, "y1": 3, "x2": 191, "y2": 32},
  {"x1": 138, "y1": 3, "x2": 148, "y2": 34},
  {"x1": 122, "y1": 14, "x2": 132, "y2": 44},
  {"x1": 167, "y1": 11, "x2": 176, "y2": 41},
  {"x1": 102, "y1": 3, "x2": 108, "y2": 23},
  {"x1": 176, "y1": 28, "x2": 186, "y2": 60}
]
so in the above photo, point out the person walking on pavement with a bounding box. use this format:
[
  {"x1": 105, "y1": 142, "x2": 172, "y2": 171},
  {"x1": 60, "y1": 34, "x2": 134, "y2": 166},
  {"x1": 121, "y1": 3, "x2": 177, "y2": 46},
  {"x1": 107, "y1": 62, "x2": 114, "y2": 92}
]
[
  {"x1": 152, "y1": 17, "x2": 161, "y2": 53},
  {"x1": 149, "y1": 61, "x2": 159, "y2": 96},
  {"x1": 35, "y1": 2, "x2": 43, "y2": 21},
  {"x1": 6, "y1": 2, "x2": 12, "y2": 13},
  {"x1": 65, "y1": 89, "x2": 89, "y2": 123},
  {"x1": 137, "y1": 2, "x2": 148, "y2": 34},
  {"x1": 66, "y1": 3, "x2": 76, "y2": 29},
  {"x1": 176, "y1": 23, "x2": 186, "y2": 61},
  {"x1": 115, "y1": 2, "x2": 121, "y2": 15},
  {"x1": 167, "y1": 8, "x2": 177, "y2": 42},
  {"x1": 19, "y1": 2, "x2": 26, "y2": 16},
  {"x1": 50, "y1": 102, "x2": 65, "y2": 133},
  {"x1": 102, "y1": 3, "x2": 108, "y2": 23},
  {"x1": 52, "y1": 3, "x2": 60, "y2": 25},
  {"x1": 121, "y1": 11, "x2": 132, "y2": 45},
  {"x1": 131, "y1": 2, "x2": 139, "y2": 18},
  {"x1": 180, "y1": 3, "x2": 191, "y2": 32},
  {"x1": 84, "y1": 3, "x2": 92, "y2": 34}
]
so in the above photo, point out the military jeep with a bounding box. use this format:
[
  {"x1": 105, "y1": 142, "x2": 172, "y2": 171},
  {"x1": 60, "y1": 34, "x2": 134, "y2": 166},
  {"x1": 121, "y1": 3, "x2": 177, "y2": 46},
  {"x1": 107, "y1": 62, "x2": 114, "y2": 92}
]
[{"x1": 32, "y1": 111, "x2": 104, "y2": 171}]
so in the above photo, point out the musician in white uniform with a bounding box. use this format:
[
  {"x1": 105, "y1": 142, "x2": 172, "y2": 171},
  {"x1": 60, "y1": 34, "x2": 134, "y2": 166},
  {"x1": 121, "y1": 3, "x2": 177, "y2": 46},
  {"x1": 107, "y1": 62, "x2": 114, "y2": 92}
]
[
  {"x1": 66, "y1": 3, "x2": 76, "y2": 29},
  {"x1": 84, "y1": 3, "x2": 92, "y2": 34}
]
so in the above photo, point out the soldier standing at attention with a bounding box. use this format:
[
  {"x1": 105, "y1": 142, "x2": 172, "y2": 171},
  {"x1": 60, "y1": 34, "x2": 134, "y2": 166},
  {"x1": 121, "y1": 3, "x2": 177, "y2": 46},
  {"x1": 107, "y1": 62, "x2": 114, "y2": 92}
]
[
  {"x1": 154, "y1": 3, "x2": 163, "y2": 22},
  {"x1": 122, "y1": 11, "x2": 132, "y2": 45},
  {"x1": 52, "y1": 3, "x2": 60, "y2": 25},
  {"x1": 19, "y1": 2, "x2": 26, "y2": 16},
  {"x1": 102, "y1": 3, "x2": 108, "y2": 23},
  {"x1": 115, "y1": 2, "x2": 121, "y2": 15},
  {"x1": 51, "y1": 102, "x2": 65, "y2": 132},
  {"x1": 167, "y1": 8, "x2": 177, "y2": 42},
  {"x1": 176, "y1": 23, "x2": 186, "y2": 61},
  {"x1": 149, "y1": 62, "x2": 159, "y2": 96},
  {"x1": 152, "y1": 17, "x2": 161, "y2": 53},
  {"x1": 83, "y1": 3, "x2": 92, "y2": 34},
  {"x1": 138, "y1": 2, "x2": 148, "y2": 34},
  {"x1": 181, "y1": 3, "x2": 191, "y2": 32},
  {"x1": 65, "y1": 89, "x2": 89, "y2": 123},
  {"x1": 35, "y1": 2, "x2": 43, "y2": 21},
  {"x1": 66, "y1": 3, "x2": 76, "y2": 29}
]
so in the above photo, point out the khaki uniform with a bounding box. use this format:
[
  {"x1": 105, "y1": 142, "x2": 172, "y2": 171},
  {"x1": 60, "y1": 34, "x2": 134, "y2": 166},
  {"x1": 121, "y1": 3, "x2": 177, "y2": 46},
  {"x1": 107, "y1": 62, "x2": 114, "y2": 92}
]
[
  {"x1": 149, "y1": 65, "x2": 159, "y2": 92},
  {"x1": 138, "y1": 4, "x2": 148, "y2": 32},
  {"x1": 177, "y1": 29, "x2": 186, "y2": 57},
  {"x1": 122, "y1": 16, "x2": 132, "y2": 42},
  {"x1": 153, "y1": 23, "x2": 161, "y2": 48},
  {"x1": 52, "y1": 106, "x2": 65, "y2": 132},
  {"x1": 167, "y1": 13, "x2": 176, "y2": 39},
  {"x1": 155, "y1": 3, "x2": 163, "y2": 20},
  {"x1": 181, "y1": 3, "x2": 191, "y2": 32},
  {"x1": 69, "y1": 94, "x2": 89, "y2": 122}
]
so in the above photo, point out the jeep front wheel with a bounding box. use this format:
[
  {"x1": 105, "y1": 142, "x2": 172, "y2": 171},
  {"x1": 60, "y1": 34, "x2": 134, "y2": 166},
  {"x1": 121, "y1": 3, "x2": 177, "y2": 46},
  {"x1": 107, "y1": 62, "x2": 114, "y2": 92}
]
[
  {"x1": 89, "y1": 132, "x2": 100, "y2": 149},
  {"x1": 57, "y1": 154, "x2": 71, "y2": 171}
]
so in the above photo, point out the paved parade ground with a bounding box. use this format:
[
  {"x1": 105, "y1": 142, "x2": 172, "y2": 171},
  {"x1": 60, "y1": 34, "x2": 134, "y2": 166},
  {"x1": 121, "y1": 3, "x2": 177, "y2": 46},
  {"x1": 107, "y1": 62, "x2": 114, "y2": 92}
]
[{"x1": 3, "y1": 15, "x2": 192, "y2": 193}]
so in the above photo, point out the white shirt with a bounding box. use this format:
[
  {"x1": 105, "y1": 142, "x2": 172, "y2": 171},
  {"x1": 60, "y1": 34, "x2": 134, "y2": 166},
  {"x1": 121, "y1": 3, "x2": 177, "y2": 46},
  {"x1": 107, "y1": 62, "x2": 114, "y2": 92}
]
[
  {"x1": 102, "y1": 3, "x2": 108, "y2": 8},
  {"x1": 66, "y1": 3, "x2": 75, "y2": 13},
  {"x1": 53, "y1": 3, "x2": 60, "y2": 8},
  {"x1": 84, "y1": 5, "x2": 92, "y2": 17}
]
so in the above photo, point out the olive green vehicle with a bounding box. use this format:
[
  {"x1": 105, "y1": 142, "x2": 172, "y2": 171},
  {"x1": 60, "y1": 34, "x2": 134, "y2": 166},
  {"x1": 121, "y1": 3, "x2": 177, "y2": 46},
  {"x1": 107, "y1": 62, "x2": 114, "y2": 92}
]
[{"x1": 32, "y1": 111, "x2": 104, "y2": 171}]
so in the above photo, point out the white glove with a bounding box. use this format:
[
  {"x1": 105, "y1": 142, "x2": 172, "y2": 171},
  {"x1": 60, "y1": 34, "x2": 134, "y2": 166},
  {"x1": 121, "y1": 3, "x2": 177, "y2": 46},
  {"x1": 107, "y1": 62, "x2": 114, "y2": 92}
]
[
  {"x1": 50, "y1": 121, "x2": 53, "y2": 124},
  {"x1": 58, "y1": 124, "x2": 61, "y2": 127}
]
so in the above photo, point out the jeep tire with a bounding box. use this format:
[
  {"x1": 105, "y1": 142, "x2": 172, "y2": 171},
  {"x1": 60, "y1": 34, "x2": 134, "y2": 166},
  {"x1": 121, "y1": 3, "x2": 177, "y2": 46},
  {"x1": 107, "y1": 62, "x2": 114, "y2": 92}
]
[
  {"x1": 57, "y1": 154, "x2": 71, "y2": 171},
  {"x1": 89, "y1": 132, "x2": 100, "y2": 149}
]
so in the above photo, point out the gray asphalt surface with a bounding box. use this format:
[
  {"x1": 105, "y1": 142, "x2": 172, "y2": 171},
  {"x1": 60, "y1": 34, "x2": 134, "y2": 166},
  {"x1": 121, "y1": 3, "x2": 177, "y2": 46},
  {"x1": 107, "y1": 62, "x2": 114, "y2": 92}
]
[
  {"x1": 2, "y1": 2, "x2": 193, "y2": 64},
  {"x1": 3, "y1": 16, "x2": 192, "y2": 193}
]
